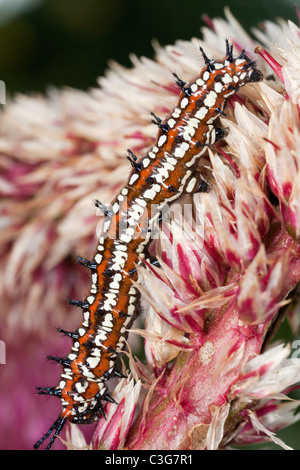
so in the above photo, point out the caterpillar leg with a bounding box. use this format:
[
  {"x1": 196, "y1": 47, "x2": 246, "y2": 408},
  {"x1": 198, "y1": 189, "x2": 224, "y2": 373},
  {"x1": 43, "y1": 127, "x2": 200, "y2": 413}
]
[
  {"x1": 34, "y1": 414, "x2": 67, "y2": 450},
  {"x1": 184, "y1": 171, "x2": 210, "y2": 194}
]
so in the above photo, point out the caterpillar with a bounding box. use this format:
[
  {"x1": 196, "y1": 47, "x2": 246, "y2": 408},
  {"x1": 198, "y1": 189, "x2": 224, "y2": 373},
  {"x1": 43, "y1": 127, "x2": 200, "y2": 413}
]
[{"x1": 34, "y1": 41, "x2": 263, "y2": 450}]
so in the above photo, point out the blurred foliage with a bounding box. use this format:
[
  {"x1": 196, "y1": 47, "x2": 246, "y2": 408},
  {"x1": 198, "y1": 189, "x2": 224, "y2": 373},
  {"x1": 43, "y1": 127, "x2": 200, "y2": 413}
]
[{"x1": 0, "y1": 0, "x2": 296, "y2": 96}]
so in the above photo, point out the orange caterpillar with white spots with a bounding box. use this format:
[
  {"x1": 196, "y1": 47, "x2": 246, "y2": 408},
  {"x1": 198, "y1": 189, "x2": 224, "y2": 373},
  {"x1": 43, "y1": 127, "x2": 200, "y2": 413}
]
[{"x1": 34, "y1": 41, "x2": 262, "y2": 449}]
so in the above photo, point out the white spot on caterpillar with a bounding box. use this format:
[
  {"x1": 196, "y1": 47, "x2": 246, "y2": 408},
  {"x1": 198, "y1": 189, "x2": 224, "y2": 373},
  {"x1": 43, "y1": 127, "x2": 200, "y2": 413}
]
[
  {"x1": 110, "y1": 281, "x2": 120, "y2": 290},
  {"x1": 127, "y1": 216, "x2": 136, "y2": 226},
  {"x1": 187, "y1": 117, "x2": 199, "y2": 128},
  {"x1": 114, "y1": 244, "x2": 127, "y2": 251},
  {"x1": 103, "y1": 219, "x2": 110, "y2": 232},
  {"x1": 180, "y1": 97, "x2": 189, "y2": 108},
  {"x1": 61, "y1": 373, "x2": 73, "y2": 381},
  {"x1": 183, "y1": 126, "x2": 195, "y2": 141},
  {"x1": 158, "y1": 134, "x2": 167, "y2": 147},
  {"x1": 87, "y1": 295, "x2": 95, "y2": 305},
  {"x1": 223, "y1": 90, "x2": 235, "y2": 98},
  {"x1": 186, "y1": 177, "x2": 197, "y2": 193},
  {"x1": 112, "y1": 202, "x2": 119, "y2": 213},
  {"x1": 135, "y1": 197, "x2": 147, "y2": 207},
  {"x1": 143, "y1": 188, "x2": 157, "y2": 200},
  {"x1": 196, "y1": 78, "x2": 204, "y2": 86},
  {"x1": 175, "y1": 142, "x2": 189, "y2": 158},
  {"x1": 102, "y1": 315, "x2": 114, "y2": 330},
  {"x1": 102, "y1": 325, "x2": 112, "y2": 332},
  {"x1": 87, "y1": 356, "x2": 100, "y2": 369},
  {"x1": 75, "y1": 381, "x2": 88, "y2": 393},
  {"x1": 104, "y1": 292, "x2": 117, "y2": 302},
  {"x1": 143, "y1": 157, "x2": 150, "y2": 168},
  {"x1": 95, "y1": 331, "x2": 107, "y2": 344},
  {"x1": 214, "y1": 62, "x2": 223, "y2": 69},
  {"x1": 195, "y1": 107, "x2": 208, "y2": 120},
  {"x1": 91, "y1": 348, "x2": 101, "y2": 357},
  {"x1": 203, "y1": 71, "x2": 210, "y2": 81},
  {"x1": 130, "y1": 204, "x2": 144, "y2": 217},
  {"x1": 204, "y1": 90, "x2": 218, "y2": 107},
  {"x1": 129, "y1": 173, "x2": 139, "y2": 185},
  {"x1": 168, "y1": 118, "x2": 176, "y2": 128},
  {"x1": 120, "y1": 233, "x2": 132, "y2": 243},
  {"x1": 222, "y1": 73, "x2": 232, "y2": 84},
  {"x1": 90, "y1": 285, "x2": 97, "y2": 294},
  {"x1": 214, "y1": 82, "x2": 223, "y2": 93},
  {"x1": 94, "y1": 253, "x2": 102, "y2": 264},
  {"x1": 155, "y1": 167, "x2": 170, "y2": 183},
  {"x1": 83, "y1": 311, "x2": 89, "y2": 321},
  {"x1": 172, "y1": 108, "x2": 181, "y2": 118},
  {"x1": 126, "y1": 227, "x2": 135, "y2": 237},
  {"x1": 166, "y1": 156, "x2": 177, "y2": 166},
  {"x1": 114, "y1": 272, "x2": 123, "y2": 282},
  {"x1": 77, "y1": 403, "x2": 88, "y2": 413},
  {"x1": 128, "y1": 304, "x2": 135, "y2": 316},
  {"x1": 81, "y1": 365, "x2": 96, "y2": 379}
]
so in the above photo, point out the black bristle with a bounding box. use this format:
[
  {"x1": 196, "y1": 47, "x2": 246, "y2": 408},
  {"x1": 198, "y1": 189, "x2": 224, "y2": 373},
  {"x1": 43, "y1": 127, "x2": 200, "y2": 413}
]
[
  {"x1": 76, "y1": 256, "x2": 97, "y2": 270},
  {"x1": 68, "y1": 298, "x2": 89, "y2": 309},
  {"x1": 150, "y1": 112, "x2": 170, "y2": 132},
  {"x1": 36, "y1": 386, "x2": 62, "y2": 397},
  {"x1": 196, "y1": 180, "x2": 210, "y2": 193},
  {"x1": 34, "y1": 415, "x2": 67, "y2": 450},
  {"x1": 225, "y1": 39, "x2": 233, "y2": 62},
  {"x1": 94, "y1": 199, "x2": 112, "y2": 217},
  {"x1": 113, "y1": 369, "x2": 128, "y2": 379},
  {"x1": 215, "y1": 127, "x2": 229, "y2": 141},
  {"x1": 199, "y1": 46, "x2": 215, "y2": 71},
  {"x1": 57, "y1": 327, "x2": 79, "y2": 340},
  {"x1": 172, "y1": 72, "x2": 191, "y2": 96},
  {"x1": 127, "y1": 149, "x2": 142, "y2": 171},
  {"x1": 104, "y1": 393, "x2": 118, "y2": 404},
  {"x1": 47, "y1": 355, "x2": 71, "y2": 367}
]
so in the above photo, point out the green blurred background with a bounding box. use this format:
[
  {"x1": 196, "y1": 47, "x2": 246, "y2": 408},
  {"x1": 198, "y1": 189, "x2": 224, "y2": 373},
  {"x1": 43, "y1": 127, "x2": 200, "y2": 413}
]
[
  {"x1": 0, "y1": 0, "x2": 299, "y2": 450},
  {"x1": 0, "y1": 0, "x2": 296, "y2": 96}
]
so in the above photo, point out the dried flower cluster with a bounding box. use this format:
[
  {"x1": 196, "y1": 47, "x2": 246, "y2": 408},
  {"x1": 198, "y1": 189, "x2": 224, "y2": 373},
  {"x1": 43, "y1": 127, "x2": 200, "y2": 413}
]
[{"x1": 1, "y1": 8, "x2": 300, "y2": 450}]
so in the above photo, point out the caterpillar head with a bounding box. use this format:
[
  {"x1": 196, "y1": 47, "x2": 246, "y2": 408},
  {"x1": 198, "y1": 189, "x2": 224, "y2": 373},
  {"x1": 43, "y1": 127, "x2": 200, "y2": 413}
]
[{"x1": 199, "y1": 40, "x2": 263, "y2": 92}]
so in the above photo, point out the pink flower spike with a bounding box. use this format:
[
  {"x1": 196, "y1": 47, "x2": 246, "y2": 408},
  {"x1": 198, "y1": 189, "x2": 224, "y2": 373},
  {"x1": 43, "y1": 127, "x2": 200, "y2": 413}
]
[
  {"x1": 255, "y1": 46, "x2": 285, "y2": 84},
  {"x1": 201, "y1": 14, "x2": 216, "y2": 32},
  {"x1": 91, "y1": 378, "x2": 142, "y2": 450},
  {"x1": 246, "y1": 410, "x2": 293, "y2": 449},
  {"x1": 214, "y1": 143, "x2": 240, "y2": 177}
]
